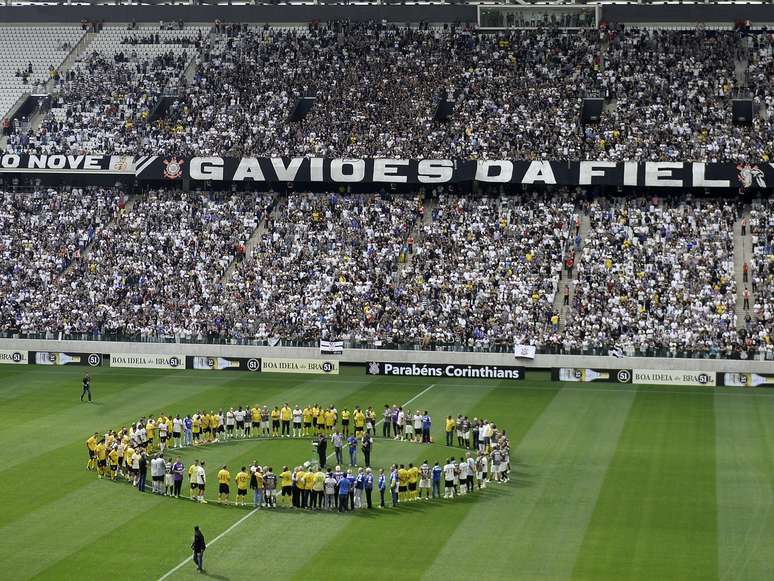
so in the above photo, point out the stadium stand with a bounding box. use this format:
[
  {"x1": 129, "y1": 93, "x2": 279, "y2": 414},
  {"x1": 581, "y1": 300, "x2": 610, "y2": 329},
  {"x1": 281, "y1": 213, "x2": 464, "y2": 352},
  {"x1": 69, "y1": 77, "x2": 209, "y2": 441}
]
[
  {"x1": 2, "y1": 24, "x2": 773, "y2": 161},
  {"x1": 0, "y1": 25, "x2": 84, "y2": 121},
  {"x1": 566, "y1": 197, "x2": 740, "y2": 356}
]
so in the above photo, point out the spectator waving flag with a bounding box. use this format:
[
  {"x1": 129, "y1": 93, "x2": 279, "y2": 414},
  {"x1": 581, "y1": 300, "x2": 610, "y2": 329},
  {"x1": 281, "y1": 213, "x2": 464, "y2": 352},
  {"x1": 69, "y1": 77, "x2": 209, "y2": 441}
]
[{"x1": 320, "y1": 340, "x2": 343, "y2": 355}]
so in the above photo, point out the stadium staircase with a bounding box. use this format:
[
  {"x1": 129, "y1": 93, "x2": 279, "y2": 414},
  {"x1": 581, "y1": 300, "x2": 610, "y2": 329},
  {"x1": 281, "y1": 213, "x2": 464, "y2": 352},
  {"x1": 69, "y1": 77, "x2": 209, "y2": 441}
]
[
  {"x1": 58, "y1": 194, "x2": 136, "y2": 279},
  {"x1": 734, "y1": 211, "x2": 754, "y2": 330},
  {"x1": 556, "y1": 212, "x2": 590, "y2": 331},
  {"x1": 219, "y1": 200, "x2": 277, "y2": 284}
]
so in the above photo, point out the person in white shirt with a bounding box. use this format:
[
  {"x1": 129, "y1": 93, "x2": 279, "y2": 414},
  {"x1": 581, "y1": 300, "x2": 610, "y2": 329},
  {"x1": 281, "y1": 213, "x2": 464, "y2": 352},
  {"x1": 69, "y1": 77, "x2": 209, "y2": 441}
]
[
  {"x1": 457, "y1": 456, "x2": 469, "y2": 495},
  {"x1": 196, "y1": 460, "x2": 207, "y2": 503},
  {"x1": 164, "y1": 458, "x2": 174, "y2": 496},
  {"x1": 234, "y1": 407, "x2": 246, "y2": 438},
  {"x1": 443, "y1": 459, "x2": 456, "y2": 498},
  {"x1": 396, "y1": 409, "x2": 405, "y2": 441},
  {"x1": 413, "y1": 413, "x2": 422, "y2": 443},
  {"x1": 292, "y1": 406, "x2": 303, "y2": 438},
  {"x1": 158, "y1": 420, "x2": 168, "y2": 453},
  {"x1": 172, "y1": 415, "x2": 182, "y2": 448},
  {"x1": 226, "y1": 408, "x2": 235, "y2": 439}
]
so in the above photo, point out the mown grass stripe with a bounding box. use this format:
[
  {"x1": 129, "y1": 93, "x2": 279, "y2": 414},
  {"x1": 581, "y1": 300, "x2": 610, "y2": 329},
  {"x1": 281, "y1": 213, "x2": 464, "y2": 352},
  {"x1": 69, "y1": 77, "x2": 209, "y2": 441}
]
[
  {"x1": 572, "y1": 391, "x2": 718, "y2": 581},
  {"x1": 422, "y1": 386, "x2": 635, "y2": 580},
  {"x1": 715, "y1": 392, "x2": 774, "y2": 581}
]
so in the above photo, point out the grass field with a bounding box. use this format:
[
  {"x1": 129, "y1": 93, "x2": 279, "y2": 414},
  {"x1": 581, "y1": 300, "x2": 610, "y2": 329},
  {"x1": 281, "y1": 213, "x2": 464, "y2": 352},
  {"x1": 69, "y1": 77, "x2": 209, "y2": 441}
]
[{"x1": 1, "y1": 364, "x2": 773, "y2": 581}]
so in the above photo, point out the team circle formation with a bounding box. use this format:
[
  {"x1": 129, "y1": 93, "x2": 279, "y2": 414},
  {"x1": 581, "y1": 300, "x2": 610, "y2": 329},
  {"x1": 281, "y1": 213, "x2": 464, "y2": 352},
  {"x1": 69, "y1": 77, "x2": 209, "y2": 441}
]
[{"x1": 86, "y1": 403, "x2": 512, "y2": 511}]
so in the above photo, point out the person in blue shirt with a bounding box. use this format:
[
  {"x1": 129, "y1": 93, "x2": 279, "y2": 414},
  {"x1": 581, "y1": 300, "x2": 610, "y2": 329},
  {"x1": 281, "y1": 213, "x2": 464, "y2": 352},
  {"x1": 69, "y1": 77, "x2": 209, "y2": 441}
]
[
  {"x1": 421, "y1": 412, "x2": 431, "y2": 443},
  {"x1": 363, "y1": 468, "x2": 374, "y2": 509},
  {"x1": 432, "y1": 461, "x2": 443, "y2": 499},
  {"x1": 337, "y1": 472, "x2": 350, "y2": 512},
  {"x1": 347, "y1": 435, "x2": 357, "y2": 467},
  {"x1": 184, "y1": 416, "x2": 193, "y2": 446},
  {"x1": 377, "y1": 468, "x2": 386, "y2": 508}
]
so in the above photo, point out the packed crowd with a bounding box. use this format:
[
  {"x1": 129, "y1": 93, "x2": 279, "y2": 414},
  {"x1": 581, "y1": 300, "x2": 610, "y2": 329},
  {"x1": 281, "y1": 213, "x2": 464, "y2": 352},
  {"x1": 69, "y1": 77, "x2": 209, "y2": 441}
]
[
  {"x1": 0, "y1": 188, "x2": 121, "y2": 333},
  {"x1": 3, "y1": 23, "x2": 773, "y2": 161},
  {"x1": 4, "y1": 50, "x2": 190, "y2": 156},
  {"x1": 1, "y1": 189, "x2": 765, "y2": 356},
  {"x1": 0, "y1": 190, "x2": 271, "y2": 338},
  {"x1": 218, "y1": 192, "x2": 421, "y2": 343},
  {"x1": 86, "y1": 399, "x2": 510, "y2": 511},
  {"x1": 398, "y1": 192, "x2": 577, "y2": 349},
  {"x1": 565, "y1": 197, "x2": 740, "y2": 355},
  {"x1": 748, "y1": 201, "x2": 774, "y2": 350}
]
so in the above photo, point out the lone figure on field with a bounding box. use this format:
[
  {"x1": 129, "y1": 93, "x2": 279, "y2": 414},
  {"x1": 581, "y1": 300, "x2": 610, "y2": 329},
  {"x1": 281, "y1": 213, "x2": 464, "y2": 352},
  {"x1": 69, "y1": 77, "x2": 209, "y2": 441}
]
[
  {"x1": 192, "y1": 525, "x2": 206, "y2": 573},
  {"x1": 81, "y1": 373, "x2": 92, "y2": 402}
]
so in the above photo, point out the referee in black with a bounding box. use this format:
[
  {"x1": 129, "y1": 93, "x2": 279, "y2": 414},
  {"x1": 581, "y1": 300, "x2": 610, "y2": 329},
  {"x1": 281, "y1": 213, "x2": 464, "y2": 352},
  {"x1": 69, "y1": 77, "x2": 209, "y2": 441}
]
[{"x1": 80, "y1": 373, "x2": 92, "y2": 402}]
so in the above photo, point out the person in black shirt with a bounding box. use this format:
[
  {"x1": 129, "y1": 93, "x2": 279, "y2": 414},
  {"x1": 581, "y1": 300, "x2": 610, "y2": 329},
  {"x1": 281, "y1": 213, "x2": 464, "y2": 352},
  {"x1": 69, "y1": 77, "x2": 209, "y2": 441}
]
[
  {"x1": 80, "y1": 373, "x2": 92, "y2": 402},
  {"x1": 317, "y1": 435, "x2": 327, "y2": 468},
  {"x1": 192, "y1": 526, "x2": 206, "y2": 572}
]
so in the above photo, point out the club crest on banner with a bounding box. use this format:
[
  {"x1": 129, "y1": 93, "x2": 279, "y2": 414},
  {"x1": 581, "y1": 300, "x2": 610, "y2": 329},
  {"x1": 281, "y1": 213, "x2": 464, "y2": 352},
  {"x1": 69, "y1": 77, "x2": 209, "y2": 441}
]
[{"x1": 163, "y1": 157, "x2": 184, "y2": 180}]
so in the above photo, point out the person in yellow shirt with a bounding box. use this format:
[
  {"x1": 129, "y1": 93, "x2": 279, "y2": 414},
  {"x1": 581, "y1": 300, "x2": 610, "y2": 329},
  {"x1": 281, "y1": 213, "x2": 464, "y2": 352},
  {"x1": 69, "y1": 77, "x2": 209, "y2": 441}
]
[
  {"x1": 86, "y1": 432, "x2": 98, "y2": 471},
  {"x1": 302, "y1": 406, "x2": 312, "y2": 436},
  {"x1": 200, "y1": 413, "x2": 210, "y2": 442},
  {"x1": 319, "y1": 408, "x2": 331, "y2": 435},
  {"x1": 192, "y1": 414, "x2": 201, "y2": 443},
  {"x1": 341, "y1": 408, "x2": 351, "y2": 436},
  {"x1": 445, "y1": 416, "x2": 456, "y2": 447},
  {"x1": 279, "y1": 466, "x2": 292, "y2": 506},
  {"x1": 108, "y1": 446, "x2": 119, "y2": 480},
  {"x1": 251, "y1": 405, "x2": 261, "y2": 436},
  {"x1": 271, "y1": 407, "x2": 280, "y2": 437},
  {"x1": 235, "y1": 467, "x2": 249, "y2": 506},
  {"x1": 145, "y1": 419, "x2": 155, "y2": 451},
  {"x1": 407, "y1": 463, "x2": 420, "y2": 501},
  {"x1": 311, "y1": 405, "x2": 321, "y2": 435},
  {"x1": 188, "y1": 460, "x2": 199, "y2": 499},
  {"x1": 353, "y1": 408, "x2": 366, "y2": 436},
  {"x1": 293, "y1": 467, "x2": 304, "y2": 508},
  {"x1": 304, "y1": 466, "x2": 316, "y2": 508},
  {"x1": 397, "y1": 464, "x2": 409, "y2": 502},
  {"x1": 312, "y1": 469, "x2": 326, "y2": 510},
  {"x1": 217, "y1": 465, "x2": 231, "y2": 504},
  {"x1": 95, "y1": 439, "x2": 107, "y2": 479},
  {"x1": 280, "y1": 403, "x2": 292, "y2": 437}
]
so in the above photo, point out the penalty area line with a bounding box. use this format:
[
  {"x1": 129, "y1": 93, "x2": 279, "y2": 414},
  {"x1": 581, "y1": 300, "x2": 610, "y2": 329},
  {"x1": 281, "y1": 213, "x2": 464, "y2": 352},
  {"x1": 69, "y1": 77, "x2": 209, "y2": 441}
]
[{"x1": 157, "y1": 508, "x2": 258, "y2": 581}]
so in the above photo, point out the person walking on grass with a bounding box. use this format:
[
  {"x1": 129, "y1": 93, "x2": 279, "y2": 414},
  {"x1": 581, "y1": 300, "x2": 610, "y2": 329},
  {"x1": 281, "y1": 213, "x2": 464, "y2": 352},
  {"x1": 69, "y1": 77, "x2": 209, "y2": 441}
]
[{"x1": 192, "y1": 526, "x2": 206, "y2": 573}]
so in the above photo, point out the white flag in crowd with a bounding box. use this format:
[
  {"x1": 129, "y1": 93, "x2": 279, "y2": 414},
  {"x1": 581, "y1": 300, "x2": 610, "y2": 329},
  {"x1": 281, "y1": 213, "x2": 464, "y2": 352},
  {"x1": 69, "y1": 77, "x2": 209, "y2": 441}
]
[
  {"x1": 320, "y1": 340, "x2": 343, "y2": 355},
  {"x1": 513, "y1": 344, "x2": 536, "y2": 360}
]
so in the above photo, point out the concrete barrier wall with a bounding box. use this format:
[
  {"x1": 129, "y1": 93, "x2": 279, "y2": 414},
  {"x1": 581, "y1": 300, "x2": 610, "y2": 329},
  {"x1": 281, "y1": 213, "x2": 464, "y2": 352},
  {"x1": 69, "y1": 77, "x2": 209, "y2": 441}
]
[{"x1": 2, "y1": 337, "x2": 772, "y2": 374}]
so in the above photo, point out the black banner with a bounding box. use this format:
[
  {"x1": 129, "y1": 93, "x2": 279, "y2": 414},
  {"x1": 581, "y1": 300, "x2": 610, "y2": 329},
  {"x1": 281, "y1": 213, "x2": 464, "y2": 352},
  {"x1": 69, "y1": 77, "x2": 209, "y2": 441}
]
[
  {"x1": 552, "y1": 368, "x2": 632, "y2": 383},
  {"x1": 158, "y1": 158, "x2": 774, "y2": 189},
  {"x1": 1, "y1": 154, "x2": 773, "y2": 189},
  {"x1": 31, "y1": 351, "x2": 103, "y2": 367},
  {"x1": 367, "y1": 361, "x2": 525, "y2": 380},
  {"x1": 186, "y1": 355, "x2": 261, "y2": 372}
]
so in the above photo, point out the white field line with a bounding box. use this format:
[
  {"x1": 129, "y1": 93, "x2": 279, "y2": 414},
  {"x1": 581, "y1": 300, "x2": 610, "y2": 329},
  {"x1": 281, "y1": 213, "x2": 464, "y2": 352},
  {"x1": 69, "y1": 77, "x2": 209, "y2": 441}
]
[{"x1": 157, "y1": 508, "x2": 258, "y2": 580}]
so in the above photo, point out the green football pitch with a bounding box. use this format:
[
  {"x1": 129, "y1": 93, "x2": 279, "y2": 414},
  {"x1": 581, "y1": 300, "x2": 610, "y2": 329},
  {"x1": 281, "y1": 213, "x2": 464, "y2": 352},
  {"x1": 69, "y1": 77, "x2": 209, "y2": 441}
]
[{"x1": 1, "y1": 364, "x2": 773, "y2": 581}]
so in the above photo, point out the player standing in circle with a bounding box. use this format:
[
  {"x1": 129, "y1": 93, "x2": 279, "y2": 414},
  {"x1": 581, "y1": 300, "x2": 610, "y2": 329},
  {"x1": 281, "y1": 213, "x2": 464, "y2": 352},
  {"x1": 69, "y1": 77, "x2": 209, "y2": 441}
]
[{"x1": 80, "y1": 373, "x2": 92, "y2": 402}]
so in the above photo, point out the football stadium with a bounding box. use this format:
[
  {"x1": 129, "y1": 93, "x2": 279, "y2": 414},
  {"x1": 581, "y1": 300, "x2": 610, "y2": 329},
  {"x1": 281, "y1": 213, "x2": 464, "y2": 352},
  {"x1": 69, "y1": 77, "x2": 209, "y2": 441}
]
[{"x1": 1, "y1": 1, "x2": 774, "y2": 580}]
